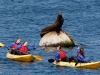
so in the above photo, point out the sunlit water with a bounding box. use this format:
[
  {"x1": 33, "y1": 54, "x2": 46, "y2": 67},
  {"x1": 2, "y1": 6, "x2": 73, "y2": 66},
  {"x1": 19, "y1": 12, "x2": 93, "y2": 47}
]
[{"x1": 0, "y1": 0, "x2": 100, "y2": 75}]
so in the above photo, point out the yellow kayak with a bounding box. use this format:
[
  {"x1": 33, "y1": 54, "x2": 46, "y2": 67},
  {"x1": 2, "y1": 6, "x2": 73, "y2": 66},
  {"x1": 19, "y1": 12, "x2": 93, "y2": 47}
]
[
  {"x1": 53, "y1": 61, "x2": 100, "y2": 69},
  {"x1": 6, "y1": 52, "x2": 33, "y2": 62}
]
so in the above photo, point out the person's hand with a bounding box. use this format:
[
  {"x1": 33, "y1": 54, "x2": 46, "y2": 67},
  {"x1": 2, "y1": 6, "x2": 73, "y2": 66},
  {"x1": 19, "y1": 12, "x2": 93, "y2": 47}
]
[
  {"x1": 34, "y1": 47, "x2": 36, "y2": 49},
  {"x1": 88, "y1": 60, "x2": 91, "y2": 63},
  {"x1": 7, "y1": 48, "x2": 11, "y2": 50},
  {"x1": 77, "y1": 47, "x2": 80, "y2": 50},
  {"x1": 7, "y1": 47, "x2": 12, "y2": 50},
  {"x1": 59, "y1": 59, "x2": 61, "y2": 61}
]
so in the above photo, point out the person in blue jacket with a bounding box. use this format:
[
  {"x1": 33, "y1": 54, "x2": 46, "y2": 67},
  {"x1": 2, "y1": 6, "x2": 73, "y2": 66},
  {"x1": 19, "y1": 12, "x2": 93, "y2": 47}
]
[
  {"x1": 55, "y1": 46, "x2": 68, "y2": 62},
  {"x1": 8, "y1": 38, "x2": 21, "y2": 54},
  {"x1": 77, "y1": 47, "x2": 88, "y2": 63}
]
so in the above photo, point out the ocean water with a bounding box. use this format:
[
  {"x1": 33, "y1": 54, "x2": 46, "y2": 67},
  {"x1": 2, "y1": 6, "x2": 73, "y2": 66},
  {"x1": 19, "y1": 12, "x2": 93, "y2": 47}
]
[{"x1": 0, "y1": 0, "x2": 100, "y2": 75}]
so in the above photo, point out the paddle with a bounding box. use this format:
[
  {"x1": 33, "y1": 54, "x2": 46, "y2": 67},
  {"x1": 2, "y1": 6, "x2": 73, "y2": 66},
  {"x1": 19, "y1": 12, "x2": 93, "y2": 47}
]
[
  {"x1": 48, "y1": 59, "x2": 55, "y2": 63},
  {"x1": 33, "y1": 55, "x2": 42, "y2": 61},
  {"x1": 74, "y1": 40, "x2": 86, "y2": 46},
  {"x1": 0, "y1": 42, "x2": 42, "y2": 61},
  {"x1": 0, "y1": 42, "x2": 5, "y2": 47}
]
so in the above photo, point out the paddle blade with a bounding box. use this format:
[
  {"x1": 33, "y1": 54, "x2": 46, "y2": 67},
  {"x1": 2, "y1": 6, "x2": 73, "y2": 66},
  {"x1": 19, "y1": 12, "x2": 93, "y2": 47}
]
[
  {"x1": 48, "y1": 59, "x2": 55, "y2": 63},
  {"x1": 33, "y1": 55, "x2": 42, "y2": 61},
  {"x1": 0, "y1": 43, "x2": 5, "y2": 47}
]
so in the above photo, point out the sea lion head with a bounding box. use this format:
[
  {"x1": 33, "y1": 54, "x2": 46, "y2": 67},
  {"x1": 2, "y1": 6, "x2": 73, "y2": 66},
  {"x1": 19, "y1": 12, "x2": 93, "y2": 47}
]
[
  {"x1": 55, "y1": 12, "x2": 64, "y2": 30},
  {"x1": 56, "y1": 12, "x2": 64, "y2": 24},
  {"x1": 57, "y1": 12, "x2": 62, "y2": 19}
]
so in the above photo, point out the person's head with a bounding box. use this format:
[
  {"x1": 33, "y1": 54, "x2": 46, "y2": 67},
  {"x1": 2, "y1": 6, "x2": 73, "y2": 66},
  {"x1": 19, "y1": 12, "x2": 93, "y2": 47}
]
[
  {"x1": 15, "y1": 38, "x2": 21, "y2": 44},
  {"x1": 80, "y1": 48, "x2": 84, "y2": 55},
  {"x1": 57, "y1": 45, "x2": 62, "y2": 51},
  {"x1": 23, "y1": 41, "x2": 28, "y2": 46}
]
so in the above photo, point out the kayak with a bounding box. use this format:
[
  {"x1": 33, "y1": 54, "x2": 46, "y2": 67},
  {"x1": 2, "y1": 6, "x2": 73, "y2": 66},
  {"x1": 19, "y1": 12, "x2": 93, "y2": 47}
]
[
  {"x1": 6, "y1": 52, "x2": 33, "y2": 62},
  {"x1": 53, "y1": 61, "x2": 100, "y2": 69},
  {"x1": 48, "y1": 59, "x2": 100, "y2": 69}
]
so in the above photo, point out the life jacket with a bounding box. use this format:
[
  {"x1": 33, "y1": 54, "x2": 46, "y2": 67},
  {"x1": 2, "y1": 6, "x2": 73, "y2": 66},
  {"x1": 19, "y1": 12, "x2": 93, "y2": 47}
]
[
  {"x1": 77, "y1": 52, "x2": 85, "y2": 62},
  {"x1": 12, "y1": 43, "x2": 17, "y2": 48},
  {"x1": 77, "y1": 52, "x2": 80, "y2": 57},
  {"x1": 19, "y1": 46, "x2": 28, "y2": 53},
  {"x1": 59, "y1": 51, "x2": 67, "y2": 59}
]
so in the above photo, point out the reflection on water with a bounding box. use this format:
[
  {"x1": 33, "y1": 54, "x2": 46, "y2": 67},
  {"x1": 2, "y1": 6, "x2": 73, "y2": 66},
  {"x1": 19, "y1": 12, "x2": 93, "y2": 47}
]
[
  {"x1": 57, "y1": 66, "x2": 66, "y2": 70},
  {"x1": 41, "y1": 46, "x2": 74, "y2": 52},
  {"x1": 0, "y1": 63, "x2": 3, "y2": 75},
  {"x1": 11, "y1": 60, "x2": 42, "y2": 69}
]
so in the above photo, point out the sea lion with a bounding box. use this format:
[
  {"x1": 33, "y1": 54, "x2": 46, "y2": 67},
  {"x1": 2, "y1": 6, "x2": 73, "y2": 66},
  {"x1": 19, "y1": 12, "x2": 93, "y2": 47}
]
[{"x1": 40, "y1": 12, "x2": 64, "y2": 37}]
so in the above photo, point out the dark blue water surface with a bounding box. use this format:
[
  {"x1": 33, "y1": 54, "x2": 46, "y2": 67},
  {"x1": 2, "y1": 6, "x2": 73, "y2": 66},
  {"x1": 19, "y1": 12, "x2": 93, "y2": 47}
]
[{"x1": 0, "y1": 0, "x2": 100, "y2": 75}]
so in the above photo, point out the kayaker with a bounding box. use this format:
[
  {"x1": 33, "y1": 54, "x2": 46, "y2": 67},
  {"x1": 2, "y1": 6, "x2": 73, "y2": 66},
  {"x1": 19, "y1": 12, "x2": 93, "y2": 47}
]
[
  {"x1": 55, "y1": 45, "x2": 68, "y2": 62},
  {"x1": 16, "y1": 41, "x2": 36, "y2": 55},
  {"x1": 76, "y1": 47, "x2": 88, "y2": 63},
  {"x1": 8, "y1": 38, "x2": 21, "y2": 55}
]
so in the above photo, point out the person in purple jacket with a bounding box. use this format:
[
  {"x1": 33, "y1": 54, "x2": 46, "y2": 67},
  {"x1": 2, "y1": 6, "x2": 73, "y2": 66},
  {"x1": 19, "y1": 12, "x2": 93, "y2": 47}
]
[{"x1": 76, "y1": 47, "x2": 88, "y2": 63}]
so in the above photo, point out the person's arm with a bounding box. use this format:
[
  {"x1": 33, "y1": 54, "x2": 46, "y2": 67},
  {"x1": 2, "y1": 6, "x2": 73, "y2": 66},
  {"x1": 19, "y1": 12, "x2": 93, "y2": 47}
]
[
  {"x1": 27, "y1": 46, "x2": 36, "y2": 51},
  {"x1": 77, "y1": 55, "x2": 88, "y2": 63},
  {"x1": 8, "y1": 43, "x2": 14, "y2": 48},
  {"x1": 55, "y1": 52, "x2": 60, "y2": 62},
  {"x1": 7, "y1": 43, "x2": 14, "y2": 50},
  {"x1": 14, "y1": 45, "x2": 21, "y2": 50}
]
